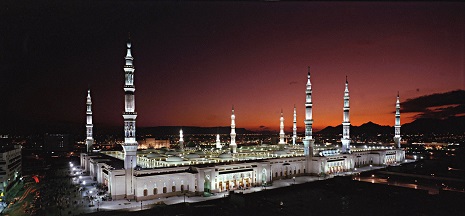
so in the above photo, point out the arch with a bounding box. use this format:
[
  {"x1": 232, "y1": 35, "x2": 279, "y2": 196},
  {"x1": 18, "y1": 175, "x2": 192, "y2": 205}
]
[
  {"x1": 153, "y1": 188, "x2": 158, "y2": 195},
  {"x1": 143, "y1": 189, "x2": 148, "y2": 196},
  {"x1": 163, "y1": 187, "x2": 167, "y2": 193}
]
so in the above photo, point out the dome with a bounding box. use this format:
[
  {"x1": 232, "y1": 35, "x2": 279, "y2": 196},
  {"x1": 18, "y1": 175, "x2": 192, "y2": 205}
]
[
  {"x1": 165, "y1": 150, "x2": 181, "y2": 156},
  {"x1": 166, "y1": 156, "x2": 183, "y2": 162},
  {"x1": 158, "y1": 148, "x2": 168, "y2": 154},
  {"x1": 185, "y1": 153, "x2": 200, "y2": 159},
  {"x1": 219, "y1": 153, "x2": 232, "y2": 159}
]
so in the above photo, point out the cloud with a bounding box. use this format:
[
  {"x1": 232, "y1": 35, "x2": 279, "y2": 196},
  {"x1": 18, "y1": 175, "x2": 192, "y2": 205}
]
[
  {"x1": 259, "y1": 125, "x2": 269, "y2": 130},
  {"x1": 401, "y1": 90, "x2": 465, "y2": 119},
  {"x1": 289, "y1": 81, "x2": 298, "y2": 85}
]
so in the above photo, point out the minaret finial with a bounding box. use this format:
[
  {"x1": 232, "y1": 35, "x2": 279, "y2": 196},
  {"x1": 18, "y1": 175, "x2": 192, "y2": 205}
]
[
  {"x1": 308, "y1": 66, "x2": 310, "y2": 77},
  {"x1": 397, "y1": 91, "x2": 399, "y2": 97},
  {"x1": 346, "y1": 75, "x2": 348, "y2": 83},
  {"x1": 126, "y1": 32, "x2": 132, "y2": 49}
]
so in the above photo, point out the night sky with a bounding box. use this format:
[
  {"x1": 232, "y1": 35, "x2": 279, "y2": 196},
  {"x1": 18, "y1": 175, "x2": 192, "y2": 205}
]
[{"x1": 1, "y1": 1, "x2": 464, "y2": 133}]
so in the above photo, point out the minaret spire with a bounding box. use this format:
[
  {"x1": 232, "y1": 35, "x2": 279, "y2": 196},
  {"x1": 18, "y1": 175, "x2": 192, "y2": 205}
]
[
  {"x1": 292, "y1": 104, "x2": 297, "y2": 145},
  {"x1": 179, "y1": 129, "x2": 184, "y2": 150},
  {"x1": 394, "y1": 92, "x2": 402, "y2": 149},
  {"x1": 122, "y1": 36, "x2": 138, "y2": 199},
  {"x1": 85, "y1": 89, "x2": 94, "y2": 153},
  {"x1": 341, "y1": 76, "x2": 351, "y2": 153},
  {"x1": 230, "y1": 106, "x2": 237, "y2": 153},
  {"x1": 303, "y1": 66, "x2": 315, "y2": 157},
  {"x1": 278, "y1": 109, "x2": 286, "y2": 148}
]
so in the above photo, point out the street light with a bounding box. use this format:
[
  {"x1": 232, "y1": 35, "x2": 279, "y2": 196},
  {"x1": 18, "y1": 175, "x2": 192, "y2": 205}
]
[{"x1": 292, "y1": 177, "x2": 295, "y2": 185}]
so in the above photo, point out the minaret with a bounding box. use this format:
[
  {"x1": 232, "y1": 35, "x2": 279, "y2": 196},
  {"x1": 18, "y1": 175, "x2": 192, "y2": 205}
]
[
  {"x1": 278, "y1": 110, "x2": 286, "y2": 148},
  {"x1": 85, "y1": 89, "x2": 94, "y2": 153},
  {"x1": 230, "y1": 106, "x2": 237, "y2": 153},
  {"x1": 179, "y1": 129, "x2": 184, "y2": 150},
  {"x1": 341, "y1": 76, "x2": 351, "y2": 153},
  {"x1": 122, "y1": 37, "x2": 138, "y2": 199},
  {"x1": 292, "y1": 105, "x2": 297, "y2": 145},
  {"x1": 303, "y1": 67, "x2": 315, "y2": 157},
  {"x1": 394, "y1": 92, "x2": 402, "y2": 149},
  {"x1": 216, "y1": 134, "x2": 222, "y2": 149}
]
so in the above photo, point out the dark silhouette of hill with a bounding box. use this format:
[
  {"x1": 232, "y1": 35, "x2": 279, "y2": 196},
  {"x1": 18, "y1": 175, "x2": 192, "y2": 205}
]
[
  {"x1": 402, "y1": 116, "x2": 465, "y2": 134},
  {"x1": 317, "y1": 116, "x2": 465, "y2": 135}
]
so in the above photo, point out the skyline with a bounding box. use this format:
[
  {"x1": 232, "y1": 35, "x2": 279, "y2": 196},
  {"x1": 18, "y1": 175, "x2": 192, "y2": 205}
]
[{"x1": 1, "y1": 1, "x2": 464, "y2": 133}]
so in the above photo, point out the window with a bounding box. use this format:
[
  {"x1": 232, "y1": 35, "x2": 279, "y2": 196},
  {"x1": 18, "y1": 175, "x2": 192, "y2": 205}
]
[
  {"x1": 143, "y1": 189, "x2": 148, "y2": 196},
  {"x1": 153, "y1": 188, "x2": 157, "y2": 195},
  {"x1": 181, "y1": 185, "x2": 184, "y2": 192},
  {"x1": 172, "y1": 186, "x2": 176, "y2": 192},
  {"x1": 163, "y1": 187, "x2": 167, "y2": 193}
]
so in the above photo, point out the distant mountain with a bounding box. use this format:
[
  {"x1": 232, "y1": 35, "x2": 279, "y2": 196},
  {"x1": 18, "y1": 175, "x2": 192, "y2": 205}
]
[
  {"x1": 402, "y1": 116, "x2": 465, "y2": 134},
  {"x1": 317, "y1": 116, "x2": 465, "y2": 135},
  {"x1": 317, "y1": 121, "x2": 391, "y2": 135}
]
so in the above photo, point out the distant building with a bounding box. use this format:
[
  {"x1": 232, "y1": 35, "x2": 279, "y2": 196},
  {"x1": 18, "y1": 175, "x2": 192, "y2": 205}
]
[
  {"x1": 0, "y1": 144, "x2": 21, "y2": 201},
  {"x1": 139, "y1": 138, "x2": 170, "y2": 149},
  {"x1": 44, "y1": 133, "x2": 73, "y2": 153}
]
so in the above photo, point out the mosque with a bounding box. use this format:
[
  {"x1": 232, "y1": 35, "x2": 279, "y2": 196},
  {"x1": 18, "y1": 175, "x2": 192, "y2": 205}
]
[{"x1": 80, "y1": 39, "x2": 405, "y2": 201}]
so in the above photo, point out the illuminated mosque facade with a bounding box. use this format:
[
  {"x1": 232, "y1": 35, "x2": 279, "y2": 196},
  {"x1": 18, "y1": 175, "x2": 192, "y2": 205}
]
[{"x1": 80, "y1": 39, "x2": 405, "y2": 201}]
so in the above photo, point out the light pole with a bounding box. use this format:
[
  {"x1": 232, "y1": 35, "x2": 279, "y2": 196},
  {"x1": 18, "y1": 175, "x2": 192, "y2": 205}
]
[{"x1": 292, "y1": 177, "x2": 295, "y2": 185}]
